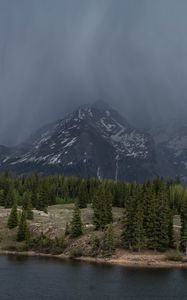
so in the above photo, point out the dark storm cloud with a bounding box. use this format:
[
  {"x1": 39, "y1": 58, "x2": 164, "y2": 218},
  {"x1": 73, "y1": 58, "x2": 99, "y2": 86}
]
[{"x1": 0, "y1": 0, "x2": 187, "y2": 145}]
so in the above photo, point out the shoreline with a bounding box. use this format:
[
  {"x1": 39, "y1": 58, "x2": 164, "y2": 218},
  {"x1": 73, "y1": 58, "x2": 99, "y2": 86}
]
[{"x1": 1, "y1": 250, "x2": 187, "y2": 268}]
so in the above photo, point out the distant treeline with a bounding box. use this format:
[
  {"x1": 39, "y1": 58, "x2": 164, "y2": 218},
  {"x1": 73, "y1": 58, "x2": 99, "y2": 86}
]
[{"x1": 1, "y1": 172, "x2": 187, "y2": 253}]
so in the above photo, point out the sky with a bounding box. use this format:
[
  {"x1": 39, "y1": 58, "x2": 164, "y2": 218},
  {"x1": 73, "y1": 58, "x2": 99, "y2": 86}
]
[{"x1": 0, "y1": 0, "x2": 187, "y2": 145}]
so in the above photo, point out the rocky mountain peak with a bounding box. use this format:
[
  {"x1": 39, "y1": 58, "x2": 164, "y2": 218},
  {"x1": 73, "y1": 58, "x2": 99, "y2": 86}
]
[{"x1": 0, "y1": 101, "x2": 157, "y2": 182}]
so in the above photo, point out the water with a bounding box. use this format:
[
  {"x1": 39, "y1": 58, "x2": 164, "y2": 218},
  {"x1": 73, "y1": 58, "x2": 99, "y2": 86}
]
[{"x1": 0, "y1": 255, "x2": 187, "y2": 300}]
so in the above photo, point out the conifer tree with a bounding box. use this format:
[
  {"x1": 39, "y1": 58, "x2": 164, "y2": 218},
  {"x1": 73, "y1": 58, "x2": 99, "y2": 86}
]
[
  {"x1": 7, "y1": 201, "x2": 18, "y2": 229},
  {"x1": 36, "y1": 188, "x2": 48, "y2": 212},
  {"x1": 22, "y1": 191, "x2": 34, "y2": 220},
  {"x1": 22, "y1": 191, "x2": 31, "y2": 210},
  {"x1": 0, "y1": 190, "x2": 4, "y2": 206},
  {"x1": 92, "y1": 187, "x2": 102, "y2": 229},
  {"x1": 180, "y1": 199, "x2": 187, "y2": 255},
  {"x1": 70, "y1": 205, "x2": 83, "y2": 237},
  {"x1": 121, "y1": 207, "x2": 132, "y2": 249},
  {"x1": 62, "y1": 179, "x2": 69, "y2": 201},
  {"x1": 31, "y1": 189, "x2": 38, "y2": 209},
  {"x1": 144, "y1": 192, "x2": 160, "y2": 250},
  {"x1": 102, "y1": 224, "x2": 115, "y2": 256},
  {"x1": 26, "y1": 198, "x2": 34, "y2": 220},
  {"x1": 17, "y1": 211, "x2": 30, "y2": 242},
  {"x1": 93, "y1": 184, "x2": 113, "y2": 230},
  {"x1": 5, "y1": 188, "x2": 18, "y2": 208},
  {"x1": 104, "y1": 186, "x2": 113, "y2": 225},
  {"x1": 168, "y1": 211, "x2": 174, "y2": 249},
  {"x1": 132, "y1": 200, "x2": 146, "y2": 251},
  {"x1": 157, "y1": 192, "x2": 170, "y2": 251},
  {"x1": 77, "y1": 181, "x2": 87, "y2": 208}
]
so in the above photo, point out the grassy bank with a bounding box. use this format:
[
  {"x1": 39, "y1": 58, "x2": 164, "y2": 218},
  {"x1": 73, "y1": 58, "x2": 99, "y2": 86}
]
[{"x1": 1, "y1": 204, "x2": 187, "y2": 268}]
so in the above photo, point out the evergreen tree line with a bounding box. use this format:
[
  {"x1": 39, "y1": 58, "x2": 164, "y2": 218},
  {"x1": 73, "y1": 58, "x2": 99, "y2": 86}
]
[
  {"x1": 121, "y1": 183, "x2": 174, "y2": 251},
  {"x1": 0, "y1": 172, "x2": 183, "y2": 211},
  {"x1": 2, "y1": 172, "x2": 187, "y2": 253}
]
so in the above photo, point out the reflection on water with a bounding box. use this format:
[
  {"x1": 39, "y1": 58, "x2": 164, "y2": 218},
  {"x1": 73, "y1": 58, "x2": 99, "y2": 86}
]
[{"x1": 0, "y1": 255, "x2": 187, "y2": 300}]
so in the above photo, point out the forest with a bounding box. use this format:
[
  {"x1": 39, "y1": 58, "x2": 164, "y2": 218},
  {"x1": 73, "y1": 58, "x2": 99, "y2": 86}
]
[{"x1": 0, "y1": 172, "x2": 187, "y2": 257}]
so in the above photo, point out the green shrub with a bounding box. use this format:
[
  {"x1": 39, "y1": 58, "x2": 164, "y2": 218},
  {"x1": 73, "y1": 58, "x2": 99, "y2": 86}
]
[
  {"x1": 91, "y1": 236, "x2": 101, "y2": 257},
  {"x1": 3, "y1": 241, "x2": 29, "y2": 252},
  {"x1": 69, "y1": 247, "x2": 83, "y2": 258},
  {"x1": 166, "y1": 250, "x2": 183, "y2": 261},
  {"x1": 102, "y1": 224, "x2": 116, "y2": 257},
  {"x1": 53, "y1": 234, "x2": 66, "y2": 254},
  {"x1": 30, "y1": 233, "x2": 66, "y2": 254}
]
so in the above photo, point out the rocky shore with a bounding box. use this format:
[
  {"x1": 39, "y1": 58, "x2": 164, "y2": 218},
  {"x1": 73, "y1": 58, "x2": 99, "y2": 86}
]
[{"x1": 1, "y1": 249, "x2": 187, "y2": 268}]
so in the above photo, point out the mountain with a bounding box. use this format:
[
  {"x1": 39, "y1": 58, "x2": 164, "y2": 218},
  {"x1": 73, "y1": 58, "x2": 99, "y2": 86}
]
[
  {"x1": 151, "y1": 121, "x2": 187, "y2": 183},
  {"x1": 0, "y1": 145, "x2": 13, "y2": 166},
  {"x1": 0, "y1": 101, "x2": 158, "y2": 182}
]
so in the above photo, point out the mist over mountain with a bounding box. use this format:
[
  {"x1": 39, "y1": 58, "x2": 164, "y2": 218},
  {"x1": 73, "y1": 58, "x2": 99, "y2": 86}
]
[
  {"x1": 0, "y1": 100, "x2": 186, "y2": 183},
  {"x1": 0, "y1": 101, "x2": 157, "y2": 182},
  {"x1": 1, "y1": 1, "x2": 187, "y2": 145}
]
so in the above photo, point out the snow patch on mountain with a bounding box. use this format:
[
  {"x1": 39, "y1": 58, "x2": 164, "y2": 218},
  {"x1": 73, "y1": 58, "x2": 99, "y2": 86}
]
[
  {"x1": 64, "y1": 137, "x2": 77, "y2": 148},
  {"x1": 0, "y1": 101, "x2": 156, "y2": 181},
  {"x1": 49, "y1": 154, "x2": 61, "y2": 165}
]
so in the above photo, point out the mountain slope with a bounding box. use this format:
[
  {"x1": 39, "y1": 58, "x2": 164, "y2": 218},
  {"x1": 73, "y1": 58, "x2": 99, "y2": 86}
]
[
  {"x1": 151, "y1": 121, "x2": 187, "y2": 183},
  {"x1": 0, "y1": 101, "x2": 158, "y2": 182}
]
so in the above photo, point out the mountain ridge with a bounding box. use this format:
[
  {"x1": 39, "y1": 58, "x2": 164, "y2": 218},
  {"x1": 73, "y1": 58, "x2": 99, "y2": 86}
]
[
  {"x1": 1, "y1": 100, "x2": 187, "y2": 183},
  {"x1": 0, "y1": 101, "x2": 158, "y2": 182}
]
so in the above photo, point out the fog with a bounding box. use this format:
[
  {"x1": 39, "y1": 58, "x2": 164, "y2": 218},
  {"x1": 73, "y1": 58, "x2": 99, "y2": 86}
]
[{"x1": 0, "y1": 0, "x2": 187, "y2": 145}]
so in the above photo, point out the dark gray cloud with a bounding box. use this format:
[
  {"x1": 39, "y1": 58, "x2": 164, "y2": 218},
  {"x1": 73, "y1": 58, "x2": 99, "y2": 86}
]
[{"x1": 0, "y1": 0, "x2": 187, "y2": 145}]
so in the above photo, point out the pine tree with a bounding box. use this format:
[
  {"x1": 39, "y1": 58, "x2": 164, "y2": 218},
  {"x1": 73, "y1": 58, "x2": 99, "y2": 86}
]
[
  {"x1": 77, "y1": 180, "x2": 87, "y2": 208},
  {"x1": 62, "y1": 179, "x2": 69, "y2": 201},
  {"x1": 121, "y1": 208, "x2": 132, "y2": 249},
  {"x1": 157, "y1": 191, "x2": 170, "y2": 251},
  {"x1": 92, "y1": 187, "x2": 103, "y2": 229},
  {"x1": 17, "y1": 211, "x2": 30, "y2": 242},
  {"x1": 102, "y1": 224, "x2": 115, "y2": 256},
  {"x1": 36, "y1": 187, "x2": 48, "y2": 212},
  {"x1": 0, "y1": 189, "x2": 4, "y2": 206},
  {"x1": 22, "y1": 191, "x2": 31, "y2": 210},
  {"x1": 31, "y1": 190, "x2": 38, "y2": 209},
  {"x1": 70, "y1": 205, "x2": 83, "y2": 237},
  {"x1": 93, "y1": 184, "x2": 113, "y2": 230},
  {"x1": 103, "y1": 186, "x2": 113, "y2": 226},
  {"x1": 7, "y1": 201, "x2": 18, "y2": 229},
  {"x1": 5, "y1": 188, "x2": 18, "y2": 208},
  {"x1": 22, "y1": 191, "x2": 34, "y2": 220},
  {"x1": 168, "y1": 211, "x2": 174, "y2": 249},
  {"x1": 144, "y1": 191, "x2": 160, "y2": 250},
  {"x1": 26, "y1": 198, "x2": 34, "y2": 220},
  {"x1": 180, "y1": 199, "x2": 187, "y2": 255},
  {"x1": 132, "y1": 200, "x2": 146, "y2": 251}
]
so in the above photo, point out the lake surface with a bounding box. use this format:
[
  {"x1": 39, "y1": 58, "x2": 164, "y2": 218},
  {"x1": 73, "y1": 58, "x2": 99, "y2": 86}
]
[{"x1": 0, "y1": 255, "x2": 187, "y2": 300}]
